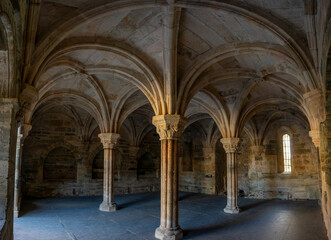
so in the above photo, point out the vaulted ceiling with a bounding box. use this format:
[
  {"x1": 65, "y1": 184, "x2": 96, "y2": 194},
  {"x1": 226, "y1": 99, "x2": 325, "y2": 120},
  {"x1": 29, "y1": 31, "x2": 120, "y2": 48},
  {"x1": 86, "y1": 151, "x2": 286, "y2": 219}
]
[{"x1": 19, "y1": 0, "x2": 330, "y2": 144}]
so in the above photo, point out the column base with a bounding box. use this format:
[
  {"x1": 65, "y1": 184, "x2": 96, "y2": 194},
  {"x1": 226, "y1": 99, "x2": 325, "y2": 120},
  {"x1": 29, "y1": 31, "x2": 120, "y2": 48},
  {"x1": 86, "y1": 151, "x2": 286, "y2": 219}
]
[
  {"x1": 155, "y1": 226, "x2": 183, "y2": 240},
  {"x1": 224, "y1": 205, "x2": 240, "y2": 214},
  {"x1": 99, "y1": 202, "x2": 117, "y2": 212}
]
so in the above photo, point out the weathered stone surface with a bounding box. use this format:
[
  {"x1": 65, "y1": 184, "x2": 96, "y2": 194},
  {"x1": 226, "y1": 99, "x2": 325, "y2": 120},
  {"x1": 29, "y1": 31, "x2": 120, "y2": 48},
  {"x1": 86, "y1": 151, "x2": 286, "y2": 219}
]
[
  {"x1": 1, "y1": 0, "x2": 331, "y2": 239},
  {"x1": 244, "y1": 122, "x2": 320, "y2": 200},
  {"x1": 0, "y1": 99, "x2": 18, "y2": 240}
]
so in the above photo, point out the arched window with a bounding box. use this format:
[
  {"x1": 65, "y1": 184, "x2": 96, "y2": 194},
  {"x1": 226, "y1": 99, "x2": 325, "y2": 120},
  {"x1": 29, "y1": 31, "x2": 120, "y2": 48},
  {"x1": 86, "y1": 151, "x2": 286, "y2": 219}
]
[{"x1": 282, "y1": 134, "x2": 291, "y2": 173}]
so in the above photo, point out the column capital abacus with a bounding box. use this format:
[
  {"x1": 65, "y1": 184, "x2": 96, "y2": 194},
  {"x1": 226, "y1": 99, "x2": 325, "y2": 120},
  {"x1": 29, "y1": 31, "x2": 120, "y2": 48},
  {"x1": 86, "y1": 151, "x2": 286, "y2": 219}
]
[
  {"x1": 98, "y1": 133, "x2": 120, "y2": 149},
  {"x1": 220, "y1": 138, "x2": 241, "y2": 153},
  {"x1": 152, "y1": 114, "x2": 187, "y2": 140}
]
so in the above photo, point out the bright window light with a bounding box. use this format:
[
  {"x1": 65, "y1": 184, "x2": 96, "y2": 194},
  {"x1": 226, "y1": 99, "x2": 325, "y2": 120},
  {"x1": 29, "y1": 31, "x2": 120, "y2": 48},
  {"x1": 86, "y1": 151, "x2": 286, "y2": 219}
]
[{"x1": 282, "y1": 134, "x2": 291, "y2": 173}]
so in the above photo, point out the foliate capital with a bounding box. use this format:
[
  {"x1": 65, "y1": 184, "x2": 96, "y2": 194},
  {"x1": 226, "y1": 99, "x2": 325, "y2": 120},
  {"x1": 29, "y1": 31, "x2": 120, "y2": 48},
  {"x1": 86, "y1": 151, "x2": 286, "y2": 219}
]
[
  {"x1": 220, "y1": 138, "x2": 241, "y2": 153},
  {"x1": 152, "y1": 115, "x2": 187, "y2": 140},
  {"x1": 98, "y1": 133, "x2": 120, "y2": 149}
]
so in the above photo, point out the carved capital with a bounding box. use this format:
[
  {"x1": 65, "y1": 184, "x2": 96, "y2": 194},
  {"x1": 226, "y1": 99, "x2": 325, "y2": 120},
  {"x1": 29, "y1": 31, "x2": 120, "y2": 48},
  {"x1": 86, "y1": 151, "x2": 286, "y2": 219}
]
[
  {"x1": 250, "y1": 145, "x2": 265, "y2": 156},
  {"x1": 152, "y1": 115, "x2": 187, "y2": 140},
  {"x1": 309, "y1": 130, "x2": 320, "y2": 148},
  {"x1": 220, "y1": 138, "x2": 241, "y2": 153},
  {"x1": 98, "y1": 133, "x2": 120, "y2": 149}
]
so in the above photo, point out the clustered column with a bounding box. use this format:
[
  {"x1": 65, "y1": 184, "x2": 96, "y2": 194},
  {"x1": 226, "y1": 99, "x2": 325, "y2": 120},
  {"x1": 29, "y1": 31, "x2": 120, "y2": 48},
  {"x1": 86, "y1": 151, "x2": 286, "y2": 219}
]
[
  {"x1": 153, "y1": 115, "x2": 186, "y2": 240},
  {"x1": 98, "y1": 133, "x2": 120, "y2": 212},
  {"x1": 220, "y1": 138, "x2": 241, "y2": 214}
]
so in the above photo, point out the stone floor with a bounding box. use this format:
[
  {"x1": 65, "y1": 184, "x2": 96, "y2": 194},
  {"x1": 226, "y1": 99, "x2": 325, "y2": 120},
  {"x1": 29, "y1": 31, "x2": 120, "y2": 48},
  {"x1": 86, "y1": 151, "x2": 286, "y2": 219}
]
[{"x1": 14, "y1": 192, "x2": 327, "y2": 240}]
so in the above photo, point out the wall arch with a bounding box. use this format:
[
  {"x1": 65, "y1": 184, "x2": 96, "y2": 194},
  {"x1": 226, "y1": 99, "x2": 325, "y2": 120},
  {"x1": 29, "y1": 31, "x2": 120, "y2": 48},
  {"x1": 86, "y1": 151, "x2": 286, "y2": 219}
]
[{"x1": 43, "y1": 146, "x2": 77, "y2": 182}]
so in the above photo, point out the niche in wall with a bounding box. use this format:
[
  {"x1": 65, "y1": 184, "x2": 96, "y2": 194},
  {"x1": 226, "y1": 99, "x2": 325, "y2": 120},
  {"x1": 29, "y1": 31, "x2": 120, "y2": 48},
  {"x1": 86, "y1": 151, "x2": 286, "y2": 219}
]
[
  {"x1": 92, "y1": 150, "x2": 104, "y2": 179},
  {"x1": 43, "y1": 147, "x2": 77, "y2": 181},
  {"x1": 137, "y1": 152, "x2": 156, "y2": 179}
]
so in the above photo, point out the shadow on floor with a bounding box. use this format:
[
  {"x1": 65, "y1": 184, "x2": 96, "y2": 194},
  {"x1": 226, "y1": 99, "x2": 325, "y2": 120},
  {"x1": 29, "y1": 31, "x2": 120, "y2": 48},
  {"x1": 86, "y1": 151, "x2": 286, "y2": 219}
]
[
  {"x1": 118, "y1": 192, "x2": 159, "y2": 209},
  {"x1": 15, "y1": 193, "x2": 327, "y2": 240},
  {"x1": 240, "y1": 199, "x2": 272, "y2": 211},
  {"x1": 183, "y1": 203, "x2": 269, "y2": 238},
  {"x1": 179, "y1": 192, "x2": 197, "y2": 201},
  {"x1": 19, "y1": 198, "x2": 39, "y2": 217}
]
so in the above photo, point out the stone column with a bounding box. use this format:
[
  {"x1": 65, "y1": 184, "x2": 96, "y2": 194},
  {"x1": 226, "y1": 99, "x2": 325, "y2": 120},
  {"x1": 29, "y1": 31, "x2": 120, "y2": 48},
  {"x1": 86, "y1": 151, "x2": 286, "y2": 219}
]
[
  {"x1": 153, "y1": 115, "x2": 186, "y2": 239},
  {"x1": 220, "y1": 138, "x2": 241, "y2": 214},
  {"x1": 98, "y1": 133, "x2": 120, "y2": 212},
  {"x1": 0, "y1": 99, "x2": 18, "y2": 240},
  {"x1": 13, "y1": 124, "x2": 31, "y2": 218},
  {"x1": 13, "y1": 128, "x2": 23, "y2": 218},
  {"x1": 153, "y1": 115, "x2": 186, "y2": 240}
]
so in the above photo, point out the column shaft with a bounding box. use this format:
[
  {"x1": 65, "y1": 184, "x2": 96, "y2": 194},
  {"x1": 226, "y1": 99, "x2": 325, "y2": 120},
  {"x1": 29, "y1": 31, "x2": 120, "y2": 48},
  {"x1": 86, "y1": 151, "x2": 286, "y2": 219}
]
[
  {"x1": 153, "y1": 115, "x2": 186, "y2": 240},
  {"x1": 225, "y1": 152, "x2": 239, "y2": 213},
  {"x1": 221, "y1": 138, "x2": 240, "y2": 214},
  {"x1": 98, "y1": 133, "x2": 120, "y2": 212},
  {"x1": 14, "y1": 131, "x2": 23, "y2": 218},
  {"x1": 101, "y1": 147, "x2": 116, "y2": 208}
]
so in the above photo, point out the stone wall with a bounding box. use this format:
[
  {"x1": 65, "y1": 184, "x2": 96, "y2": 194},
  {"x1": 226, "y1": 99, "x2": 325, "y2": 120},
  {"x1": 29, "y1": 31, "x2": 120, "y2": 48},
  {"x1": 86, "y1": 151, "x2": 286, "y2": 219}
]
[
  {"x1": 0, "y1": 99, "x2": 18, "y2": 240},
  {"x1": 320, "y1": 51, "x2": 331, "y2": 239},
  {"x1": 244, "y1": 122, "x2": 320, "y2": 200},
  {"x1": 21, "y1": 108, "x2": 321, "y2": 204},
  {"x1": 237, "y1": 135, "x2": 250, "y2": 196},
  {"x1": 21, "y1": 109, "x2": 161, "y2": 198},
  {"x1": 215, "y1": 141, "x2": 227, "y2": 194},
  {"x1": 178, "y1": 124, "x2": 223, "y2": 194},
  {"x1": 22, "y1": 112, "x2": 229, "y2": 197},
  {"x1": 320, "y1": 121, "x2": 331, "y2": 239}
]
